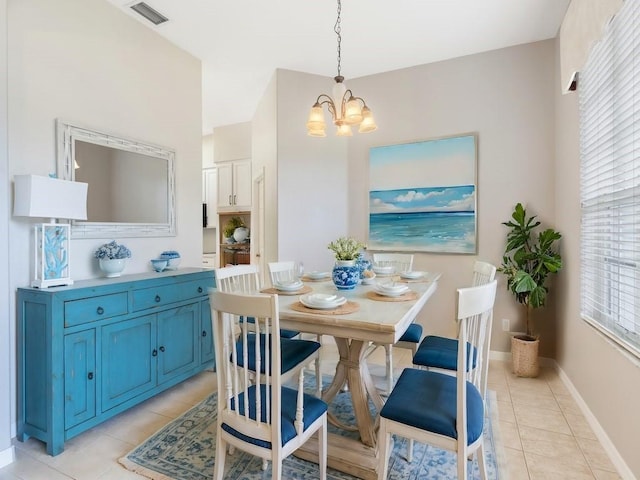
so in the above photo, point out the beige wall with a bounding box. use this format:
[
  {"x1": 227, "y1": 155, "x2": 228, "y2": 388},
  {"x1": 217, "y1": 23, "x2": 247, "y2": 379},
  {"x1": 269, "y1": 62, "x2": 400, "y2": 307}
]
[
  {"x1": 555, "y1": 22, "x2": 640, "y2": 479},
  {"x1": 7, "y1": 0, "x2": 202, "y2": 436},
  {"x1": 252, "y1": 69, "x2": 350, "y2": 273},
  {"x1": 346, "y1": 40, "x2": 558, "y2": 355}
]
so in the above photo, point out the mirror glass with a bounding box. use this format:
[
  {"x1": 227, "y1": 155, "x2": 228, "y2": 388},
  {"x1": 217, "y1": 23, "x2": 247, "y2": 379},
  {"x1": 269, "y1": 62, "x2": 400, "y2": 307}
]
[{"x1": 57, "y1": 120, "x2": 176, "y2": 238}]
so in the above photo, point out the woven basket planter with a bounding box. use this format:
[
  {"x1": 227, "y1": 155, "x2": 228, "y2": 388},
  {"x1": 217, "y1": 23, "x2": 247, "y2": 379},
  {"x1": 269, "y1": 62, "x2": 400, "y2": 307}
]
[{"x1": 511, "y1": 335, "x2": 539, "y2": 377}]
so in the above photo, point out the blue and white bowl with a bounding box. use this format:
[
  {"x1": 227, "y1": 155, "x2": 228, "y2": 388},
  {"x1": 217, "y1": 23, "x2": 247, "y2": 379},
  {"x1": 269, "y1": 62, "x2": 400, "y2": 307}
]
[{"x1": 150, "y1": 258, "x2": 168, "y2": 272}]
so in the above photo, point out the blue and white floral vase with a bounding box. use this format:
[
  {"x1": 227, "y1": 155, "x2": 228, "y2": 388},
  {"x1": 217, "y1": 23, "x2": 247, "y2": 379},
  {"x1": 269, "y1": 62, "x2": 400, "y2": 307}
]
[
  {"x1": 332, "y1": 260, "x2": 360, "y2": 290},
  {"x1": 355, "y1": 253, "x2": 371, "y2": 283}
]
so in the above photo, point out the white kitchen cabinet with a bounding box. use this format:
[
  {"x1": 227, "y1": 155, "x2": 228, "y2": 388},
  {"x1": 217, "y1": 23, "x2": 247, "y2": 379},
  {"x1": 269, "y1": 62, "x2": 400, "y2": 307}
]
[
  {"x1": 202, "y1": 168, "x2": 218, "y2": 228},
  {"x1": 217, "y1": 159, "x2": 251, "y2": 211}
]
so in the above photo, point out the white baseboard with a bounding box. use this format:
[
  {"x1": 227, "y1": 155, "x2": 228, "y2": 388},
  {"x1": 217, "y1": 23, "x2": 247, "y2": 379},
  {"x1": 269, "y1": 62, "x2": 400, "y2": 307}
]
[
  {"x1": 0, "y1": 444, "x2": 15, "y2": 469},
  {"x1": 489, "y1": 349, "x2": 556, "y2": 368},
  {"x1": 555, "y1": 364, "x2": 635, "y2": 480}
]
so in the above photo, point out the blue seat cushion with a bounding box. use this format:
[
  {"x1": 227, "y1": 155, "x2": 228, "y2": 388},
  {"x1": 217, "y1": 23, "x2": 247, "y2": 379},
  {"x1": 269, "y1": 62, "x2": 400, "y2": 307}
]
[
  {"x1": 399, "y1": 323, "x2": 422, "y2": 343},
  {"x1": 235, "y1": 334, "x2": 320, "y2": 375},
  {"x1": 221, "y1": 384, "x2": 327, "y2": 449},
  {"x1": 413, "y1": 335, "x2": 477, "y2": 371},
  {"x1": 380, "y1": 368, "x2": 484, "y2": 445},
  {"x1": 240, "y1": 316, "x2": 300, "y2": 340},
  {"x1": 279, "y1": 328, "x2": 301, "y2": 339}
]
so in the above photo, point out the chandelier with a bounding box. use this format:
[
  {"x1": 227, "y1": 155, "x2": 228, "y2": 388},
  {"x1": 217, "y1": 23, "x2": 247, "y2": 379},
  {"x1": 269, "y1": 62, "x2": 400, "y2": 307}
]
[{"x1": 306, "y1": 0, "x2": 377, "y2": 137}]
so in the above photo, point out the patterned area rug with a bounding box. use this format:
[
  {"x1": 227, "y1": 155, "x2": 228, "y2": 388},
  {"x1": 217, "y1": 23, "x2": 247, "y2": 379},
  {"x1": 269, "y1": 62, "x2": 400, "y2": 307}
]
[{"x1": 120, "y1": 378, "x2": 503, "y2": 479}]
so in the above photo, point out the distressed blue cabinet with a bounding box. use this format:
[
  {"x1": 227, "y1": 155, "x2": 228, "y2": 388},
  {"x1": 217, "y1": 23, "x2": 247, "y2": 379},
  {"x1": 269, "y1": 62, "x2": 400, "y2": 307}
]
[{"x1": 17, "y1": 268, "x2": 215, "y2": 456}]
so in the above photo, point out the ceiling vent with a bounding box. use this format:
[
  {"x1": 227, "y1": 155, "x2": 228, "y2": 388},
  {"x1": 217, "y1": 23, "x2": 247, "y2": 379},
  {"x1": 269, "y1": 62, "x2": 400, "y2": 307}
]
[{"x1": 129, "y1": 2, "x2": 169, "y2": 26}]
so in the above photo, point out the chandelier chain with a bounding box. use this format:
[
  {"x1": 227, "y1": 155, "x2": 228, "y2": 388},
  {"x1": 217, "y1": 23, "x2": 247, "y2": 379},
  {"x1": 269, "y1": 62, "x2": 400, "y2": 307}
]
[{"x1": 335, "y1": 0, "x2": 342, "y2": 78}]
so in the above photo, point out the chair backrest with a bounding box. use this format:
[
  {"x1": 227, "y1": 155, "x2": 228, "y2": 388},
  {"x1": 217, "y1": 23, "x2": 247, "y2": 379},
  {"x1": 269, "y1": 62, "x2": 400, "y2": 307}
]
[
  {"x1": 471, "y1": 260, "x2": 497, "y2": 287},
  {"x1": 456, "y1": 279, "x2": 497, "y2": 416},
  {"x1": 268, "y1": 261, "x2": 297, "y2": 286},
  {"x1": 210, "y1": 291, "x2": 296, "y2": 450},
  {"x1": 372, "y1": 253, "x2": 414, "y2": 273},
  {"x1": 215, "y1": 264, "x2": 261, "y2": 293}
]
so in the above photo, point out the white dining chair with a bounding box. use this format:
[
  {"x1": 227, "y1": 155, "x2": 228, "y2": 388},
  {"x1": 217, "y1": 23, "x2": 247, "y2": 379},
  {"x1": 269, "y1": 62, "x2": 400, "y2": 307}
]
[
  {"x1": 268, "y1": 261, "x2": 323, "y2": 397},
  {"x1": 377, "y1": 280, "x2": 497, "y2": 479},
  {"x1": 210, "y1": 290, "x2": 328, "y2": 480},
  {"x1": 215, "y1": 264, "x2": 318, "y2": 385},
  {"x1": 370, "y1": 253, "x2": 417, "y2": 394},
  {"x1": 413, "y1": 260, "x2": 496, "y2": 373}
]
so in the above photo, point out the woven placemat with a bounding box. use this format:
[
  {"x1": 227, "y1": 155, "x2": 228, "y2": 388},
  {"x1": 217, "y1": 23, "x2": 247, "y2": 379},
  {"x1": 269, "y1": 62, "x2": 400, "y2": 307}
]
[
  {"x1": 261, "y1": 285, "x2": 312, "y2": 296},
  {"x1": 366, "y1": 290, "x2": 418, "y2": 302},
  {"x1": 290, "y1": 300, "x2": 359, "y2": 315}
]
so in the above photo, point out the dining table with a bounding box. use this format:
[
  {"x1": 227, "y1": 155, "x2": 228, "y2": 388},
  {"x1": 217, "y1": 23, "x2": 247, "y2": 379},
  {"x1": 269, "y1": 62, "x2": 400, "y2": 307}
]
[{"x1": 270, "y1": 272, "x2": 440, "y2": 480}]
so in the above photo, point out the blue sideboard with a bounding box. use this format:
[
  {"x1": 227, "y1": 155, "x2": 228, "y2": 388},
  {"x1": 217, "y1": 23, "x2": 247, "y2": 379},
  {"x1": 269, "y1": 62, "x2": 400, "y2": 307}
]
[{"x1": 17, "y1": 268, "x2": 216, "y2": 456}]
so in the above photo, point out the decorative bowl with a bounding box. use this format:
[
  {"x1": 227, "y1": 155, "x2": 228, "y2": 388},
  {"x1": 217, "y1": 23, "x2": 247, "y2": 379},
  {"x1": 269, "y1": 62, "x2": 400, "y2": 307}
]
[
  {"x1": 150, "y1": 259, "x2": 168, "y2": 272},
  {"x1": 160, "y1": 251, "x2": 181, "y2": 270}
]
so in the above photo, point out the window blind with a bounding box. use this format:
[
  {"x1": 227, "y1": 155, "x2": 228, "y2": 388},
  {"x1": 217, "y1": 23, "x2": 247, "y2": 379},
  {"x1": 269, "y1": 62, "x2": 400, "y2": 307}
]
[{"x1": 580, "y1": 0, "x2": 640, "y2": 357}]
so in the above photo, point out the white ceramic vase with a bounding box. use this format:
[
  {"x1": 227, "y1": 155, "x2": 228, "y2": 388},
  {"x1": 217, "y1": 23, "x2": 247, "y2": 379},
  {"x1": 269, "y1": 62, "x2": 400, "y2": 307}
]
[{"x1": 99, "y1": 258, "x2": 127, "y2": 278}]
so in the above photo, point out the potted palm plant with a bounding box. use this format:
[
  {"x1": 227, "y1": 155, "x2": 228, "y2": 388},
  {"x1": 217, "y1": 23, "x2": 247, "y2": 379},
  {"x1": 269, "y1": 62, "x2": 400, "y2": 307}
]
[{"x1": 498, "y1": 203, "x2": 562, "y2": 377}]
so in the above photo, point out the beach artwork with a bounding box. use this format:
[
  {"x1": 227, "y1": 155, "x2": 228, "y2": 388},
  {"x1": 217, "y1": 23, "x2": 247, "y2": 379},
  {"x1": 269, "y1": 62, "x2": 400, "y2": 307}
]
[{"x1": 369, "y1": 134, "x2": 477, "y2": 254}]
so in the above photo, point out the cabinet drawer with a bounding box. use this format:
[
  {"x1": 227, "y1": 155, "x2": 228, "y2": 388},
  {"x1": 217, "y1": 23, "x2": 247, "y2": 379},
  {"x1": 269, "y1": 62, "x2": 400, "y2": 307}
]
[
  {"x1": 64, "y1": 293, "x2": 128, "y2": 327},
  {"x1": 132, "y1": 280, "x2": 209, "y2": 312}
]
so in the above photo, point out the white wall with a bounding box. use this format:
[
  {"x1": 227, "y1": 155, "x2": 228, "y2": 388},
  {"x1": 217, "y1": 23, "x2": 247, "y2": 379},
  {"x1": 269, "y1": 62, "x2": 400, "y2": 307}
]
[
  {"x1": 275, "y1": 69, "x2": 350, "y2": 271},
  {"x1": 7, "y1": 0, "x2": 202, "y2": 436},
  {"x1": 346, "y1": 40, "x2": 558, "y2": 354},
  {"x1": 0, "y1": 0, "x2": 16, "y2": 468},
  {"x1": 213, "y1": 122, "x2": 251, "y2": 163}
]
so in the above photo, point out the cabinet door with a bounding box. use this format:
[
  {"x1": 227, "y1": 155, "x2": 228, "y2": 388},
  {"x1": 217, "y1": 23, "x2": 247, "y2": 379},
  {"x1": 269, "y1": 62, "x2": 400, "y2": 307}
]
[
  {"x1": 157, "y1": 303, "x2": 199, "y2": 385},
  {"x1": 233, "y1": 160, "x2": 252, "y2": 209},
  {"x1": 200, "y1": 298, "x2": 215, "y2": 366},
  {"x1": 203, "y1": 168, "x2": 218, "y2": 228},
  {"x1": 101, "y1": 315, "x2": 156, "y2": 412},
  {"x1": 217, "y1": 163, "x2": 234, "y2": 210},
  {"x1": 64, "y1": 330, "x2": 96, "y2": 429}
]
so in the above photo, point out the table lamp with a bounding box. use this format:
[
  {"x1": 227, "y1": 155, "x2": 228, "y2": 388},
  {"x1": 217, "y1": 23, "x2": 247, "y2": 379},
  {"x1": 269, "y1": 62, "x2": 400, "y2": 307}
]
[{"x1": 13, "y1": 174, "x2": 88, "y2": 288}]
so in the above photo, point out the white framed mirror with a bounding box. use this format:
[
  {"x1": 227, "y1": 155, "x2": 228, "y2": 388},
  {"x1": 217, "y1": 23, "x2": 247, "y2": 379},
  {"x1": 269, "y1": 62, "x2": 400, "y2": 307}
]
[{"x1": 57, "y1": 120, "x2": 176, "y2": 238}]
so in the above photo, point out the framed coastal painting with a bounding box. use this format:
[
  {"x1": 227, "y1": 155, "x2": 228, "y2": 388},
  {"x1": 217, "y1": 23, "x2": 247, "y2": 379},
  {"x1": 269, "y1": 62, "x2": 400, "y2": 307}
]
[{"x1": 368, "y1": 133, "x2": 477, "y2": 254}]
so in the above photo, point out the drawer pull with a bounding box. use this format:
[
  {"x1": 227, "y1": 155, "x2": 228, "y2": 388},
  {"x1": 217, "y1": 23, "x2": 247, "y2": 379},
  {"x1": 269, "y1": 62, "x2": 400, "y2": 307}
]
[
  {"x1": 96, "y1": 307, "x2": 104, "y2": 315},
  {"x1": 152, "y1": 349, "x2": 158, "y2": 357},
  {"x1": 202, "y1": 330, "x2": 207, "y2": 337},
  {"x1": 88, "y1": 372, "x2": 94, "y2": 380},
  {"x1": 155, "y1": 295, "x2": 161, "y2": 303},
  {"x1": 159, "y1": 346, "x2": 165, "y2": 352},
  {"x1": 198, "y1": 287, "x2": 203, "y2": 293}
]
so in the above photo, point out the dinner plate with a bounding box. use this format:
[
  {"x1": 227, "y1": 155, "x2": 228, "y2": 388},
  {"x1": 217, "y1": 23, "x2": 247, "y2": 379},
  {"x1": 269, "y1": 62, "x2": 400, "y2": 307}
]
[
  {"x1": 307, "y1": 271, "x2": 330, "y2": 280},
  {"x1": 274, "y1": 280, "x2": 304, "y2": 292},
  {"x1": 300, "y1": 294, "x2": 347, "y2": 309},
  {"x1": 374, "y1": 284, "x2": 410, "y2": 297},
  {"x1": 375, "y1": 282, "x2": 409, "y2": 293},
  {"x1": 372, "y1": 265, "x2": 395, "y2": 275},
  {"x1": 400, "y1": 270, "x2": 424, "y2": 279}
]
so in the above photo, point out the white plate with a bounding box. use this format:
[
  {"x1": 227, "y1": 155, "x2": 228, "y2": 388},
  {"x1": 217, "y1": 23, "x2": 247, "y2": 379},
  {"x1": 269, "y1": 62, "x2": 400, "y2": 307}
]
[
  {"x1": 400, "y1": 271, "x2": 424, "y2": 279},
  {"x1": 361, "y1": 272, "x2": 377, "y2": 285},
  {"x1": 307, "y1": 271, "x2": 330, "y2": 280},
  {"x1": 374, "y1": 288, "x2": 410, "y2": 297},
  {"x1": 300, "y1": 294, "x2": 347, "y2": 309},
  {"x1": 376, "y1": 282, "x2": 409, "y2": 293},
  {"x1": 375, "y1": 284, "x2": 409, "y2": 296},
  {"x1": 306, "y1": 293, "x2": 338, "y2": 304},
  {"x1": 373, "y1": 265, "x2": 395, "y2": 275},
  {"x1": 274, "y1": 280, "x2": 304, "y2": 292}
]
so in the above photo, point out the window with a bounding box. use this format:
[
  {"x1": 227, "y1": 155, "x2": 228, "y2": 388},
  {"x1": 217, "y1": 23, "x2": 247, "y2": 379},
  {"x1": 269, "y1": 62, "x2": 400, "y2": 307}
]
[{"x1": 580, "y1": 0, "x2": 640, "y2": 357}]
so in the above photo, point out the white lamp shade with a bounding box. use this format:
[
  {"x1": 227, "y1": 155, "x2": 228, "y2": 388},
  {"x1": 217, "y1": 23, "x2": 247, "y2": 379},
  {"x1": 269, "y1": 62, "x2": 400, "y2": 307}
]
[{"x1": 14, "y1": 174, "x2": 88, "y2": 220}]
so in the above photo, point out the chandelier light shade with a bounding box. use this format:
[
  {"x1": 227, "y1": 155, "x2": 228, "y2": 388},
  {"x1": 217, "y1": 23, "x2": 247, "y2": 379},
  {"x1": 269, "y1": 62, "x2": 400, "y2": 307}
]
[{"x1": 306, "y1": 0, "x2": 377, "y2": 137}]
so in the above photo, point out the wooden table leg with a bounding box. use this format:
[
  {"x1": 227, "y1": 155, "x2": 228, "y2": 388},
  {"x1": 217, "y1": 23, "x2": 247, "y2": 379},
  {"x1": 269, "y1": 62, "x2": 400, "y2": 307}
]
[{"x1": 319, "y1": 337, "x2": 384, "y2": 447}]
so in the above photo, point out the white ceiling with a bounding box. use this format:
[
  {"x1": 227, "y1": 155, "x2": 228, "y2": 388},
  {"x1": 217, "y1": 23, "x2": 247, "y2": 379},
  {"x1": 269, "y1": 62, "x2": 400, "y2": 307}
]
[{"x1": 105, "y1": 0, "x2": 570, "y2": 134}]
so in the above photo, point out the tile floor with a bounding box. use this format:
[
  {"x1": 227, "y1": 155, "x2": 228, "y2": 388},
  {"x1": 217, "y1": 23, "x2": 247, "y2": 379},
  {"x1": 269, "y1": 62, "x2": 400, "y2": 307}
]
[{"x1": 0, "y1": 342, "x2": 622, "y2": 480}]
